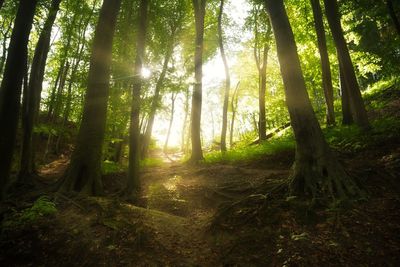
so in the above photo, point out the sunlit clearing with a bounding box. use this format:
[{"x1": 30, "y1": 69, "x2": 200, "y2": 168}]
[{"x1": 141, "y1": 67, "x2": 151, "y2": 79}]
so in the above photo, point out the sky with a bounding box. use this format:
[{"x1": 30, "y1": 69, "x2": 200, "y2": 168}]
[{"x1": 152, "y1": 0, "x2": 251, "y2": 149}]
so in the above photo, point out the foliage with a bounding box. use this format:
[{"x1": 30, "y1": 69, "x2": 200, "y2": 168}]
[{"x1": 2, "y1": 196, "x2": 57, "y2": 230}]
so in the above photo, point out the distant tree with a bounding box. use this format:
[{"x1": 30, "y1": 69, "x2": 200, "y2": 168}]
[
  {"x1": 218, "y1": 0, "x2": 230, "y2": 152},
  {"x1": 126, "y1": 0, "x2": 149, "y2": 199},
  {"x1": 264, "y1": 0, "x2": 361, "y2": 199},
  {"x1": 18, "y1": 0, "x2": 62, "y2": 182},
  {"x1": 0, "y1": 0, "x2": 38, "y2": 199},
  {"x1": 190, "y1": 0, "x2": 206, "y2": 163},
  {"x1": 310, "y1": 0, "x2": 335, "y2": 125},
  {"x1": 323, "y1": 0, "x2": 370, "y2": 129},
  {"x1": 58, "y1": 0, "x2": 122, "y2": 195}
]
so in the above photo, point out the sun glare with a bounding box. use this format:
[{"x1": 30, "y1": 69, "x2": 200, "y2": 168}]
[{"x1": 141, "y1": 67, "x2": 151, "y2": 79}]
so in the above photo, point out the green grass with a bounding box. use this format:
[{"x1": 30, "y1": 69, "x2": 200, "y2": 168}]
[{"x1": 204, "y1": 130, "x2": 295, "y2": 165}]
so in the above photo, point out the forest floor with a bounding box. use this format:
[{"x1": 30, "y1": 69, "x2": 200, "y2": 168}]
[{"x1": 1, "y1": 85, "x2": 400, "y2": 266}]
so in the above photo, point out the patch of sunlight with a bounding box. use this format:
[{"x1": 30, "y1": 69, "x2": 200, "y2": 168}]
[{"x1": 163, "y1": 175, "x2": 182, "y2": 191}]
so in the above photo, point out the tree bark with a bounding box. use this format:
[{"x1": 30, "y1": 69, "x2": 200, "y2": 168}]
[
  {"x1": 189, "y1": 0, "x2": 206, "y2": 163},
  {"x1": 323, "y1": 0, "x2": 370, "y2": 129},
  {"x1": 58, "y1": 0, "x2": 121, "y2": 195},
  {"x1": 229, "y1": 81, "x2": 240, "y2": 148},
  {"x1": 0, "y1": 0, "x2": 38, "y2": 198},
  {"x1": 265, "y1": 0, "x2": 361, "y2": 199},
  {"x1": 339, "y1": 59, "x2": 353, "y2": 125},
  {"x1": 386, "y1": 0, "x2": 400, "y2": 36},
  {"x1": 18, "y1": 0, "x2": 62, "y2": 182},
  {"x1": 218, "y1": 0, "x2": 230, "y2": 152},
  {"x1": 126, "y1": 0, "x2": 149, "y2": 198},
  {"x1": 310, "y1": 0, "x2": 335, "y2": 126}
]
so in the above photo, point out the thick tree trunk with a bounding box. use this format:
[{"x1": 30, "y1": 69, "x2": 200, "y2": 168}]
[
  {"x1": 339, "y1": 60, "x2": 353, "y2": 125},
  {"x1": 190, "y1": 0, "x2": 206, "y2": 163},
  {"x1": 164, "y1": 92, "x2": 177, "y2": 152},
  {"x1": 58, "y1": 0, "x2": 121, "y2": 195},
  {"x1": 0, "y1": 0, "x2": 38, "y2": 198},
  {"x1": 181, "y1": 88, "x2": 190, "y2": 152},
  {"x1": 323, "y1": 0, "x2": 370, "y2": 129},
  {"x1": 386, "y1": 0, "x2": 400, "y2": 36},
  {"x1": 310, "y1": 0, "x2": 335, "y2": 126},
  {"x1": 126, "y1": 0, "x2": 149, "y2": 198},
  {"x1": 265, "y1": 0, "x2": 361, "y2": 199},
  {"x1": 141, "y1": 46, "x2": 173, "y2": 159},
  {"x1": 18, "y1": 0, "x2": 62, "y2": 182},
  {"x1": 229, "y1": 81, "x2": 240, "y2": 148},
  {"x1": 218, "y1": 0, "x2": 230, "y2": 152}
]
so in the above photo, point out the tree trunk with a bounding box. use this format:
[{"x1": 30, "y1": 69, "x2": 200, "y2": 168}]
[
  {"x1": 190, "y1": 0, "x2": 206, "y2": 163},
  {"x1": 323, "y1": 0, "x2": 370, "y2": 129},
  {"x1": 126, "y1": 0, "x2": 149, "y2": 199},
  {"x1": 339, "y1": 59, "x2": 353, "y2": 125},
  {"x1": 229, "y1": 81, "x2": 240, "y2": 148},
  {"x1": 18, "y1": 0, "x2": 62, "y2": 182},
  {"x1": 181, "y1": 88, "x2": 190, "y2": 152},
  {"x1": 58, "y1": 0, "x2": 121, "y2": 195},
  {"x1": 265, "y1": 0, "x2": 361, "y2": 199},
  {"x1": 0, "y1": 22, "x2": 12, "y2": 75},
  {"x1": 164, "y1": 92, "x2": 177, "y2": 152},
  {"x1": 386, "y1": 0, "x2": 400, "y2": 36},
  {"x1": 310, "y1": 0, "x2": 335, "y2": 126},
  {"x1": 259, "y1": 40, "x2": 270, "y2": 141},
  {"x1": 0, "y1": 0, "x2": 38, "y2": 198},
  {"x1": 141, "y1": 46, "x2": 173, "y2": 158},
  {"x1": 218, "y1": 0, "x2": 230, "y2": 152}
]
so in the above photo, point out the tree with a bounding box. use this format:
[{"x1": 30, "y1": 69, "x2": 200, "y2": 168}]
[
  {"x1": 190, "y1": 0, "x2": 206, "y2": 163},
  {"x1": 310, "y1": 0, "x2": 335, "y2": 125},
  {"x1": 0, "y1": 0, "x2": 38, "y2": 198},
  {"x1": 218, "y1": 0, "x2": 230, "y2": 152},
  {"x1": 252, "y1": 5, "x2": 272, "y2": 142},
  {"x1": 126, "y1": 0, "x2": 149, "y2": 199},
  {"x1": 323, "y1": 0, "x2": 370, "y2": 129},
  {"x1": 58, "y1": 0, "x2": 122, "y2": 195},
  {"x1": 18, "y1": 0, "x2": 62, "y2": 182},
  {"x1": 264, "y1": 0, "x2": 361, "y2": 199},
  {"x1": 386, "y1": 0, "x2": 400, "y2": 36}
]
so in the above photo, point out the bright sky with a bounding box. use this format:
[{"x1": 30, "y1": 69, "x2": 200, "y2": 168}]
[{"x1": 153, "y1": 0, "x2": 251, "y2": 149}]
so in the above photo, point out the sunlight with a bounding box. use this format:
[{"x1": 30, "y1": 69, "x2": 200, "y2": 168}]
[{"x1": 141, "y1": 67, "x2": 151, "y2": 79}]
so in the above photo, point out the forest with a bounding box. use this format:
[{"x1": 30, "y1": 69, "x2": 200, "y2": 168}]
[{"x1": 0, "y1": 0, "x2": 399, "y2": 265}]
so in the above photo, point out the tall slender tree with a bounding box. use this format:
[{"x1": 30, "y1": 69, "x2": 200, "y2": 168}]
[
  {"x1": 126, "y1": 0, "x2": 149, "y2": 199},
  {"x1": 323, "y1": 0, "x2": 370, "y2": 129},
  {"x1": 190, "y1": 0, "x2": 206, "y2": 163},
  {"x1": 265, "y1": 0, "x2": 361, "y2": 199},
  {"x1": 58, "y1": 0, "x2": 122, "y2": 195},
  {"x1": 218, "y1": 0, "x2": 230, "y2": 152},
  {"x1": 0, "y1": 0, "x2": 38, "y2": 198},
  {"x1": 18, "y1": 0, "x2": 62, "y2": 182},
  {"x1": 310, "y1": 0, "x2": 335, "y2": 125}
]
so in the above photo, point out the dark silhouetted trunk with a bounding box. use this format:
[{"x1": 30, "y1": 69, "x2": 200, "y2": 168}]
[
  {"x1": 0, "y1": 0, "x2": 38, "y2": 198},
  {"x1": 386, "y1": 0, "x2": 400, "y2": 36},
  {"x1": 339, "y1": 60, "x2": 353, "y2": 125},
  {"x1": 190, "y1": 0, "x2": 206, "y2": 163},
  {"x1": 18, "y1": 0, "x2": 62, "y2": 182},
  {"x1": 58, "y1": 0, "x2": 121, "y2": 195},
  {"x1": 218, "y1": 0, "x2": 230, "y2": 152},
  {"x1": 265, "y1": 0, "x2": 361, "y2": 199},
  {"x1": 323, "y1": 0, "x2": 370, "y2": 129},
  {"x1": 310, "y1": 0, "x2": 335, "y2": 125},
  {"x1": 126, "y1": 0, "x2": 149, "y2": 199}
]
